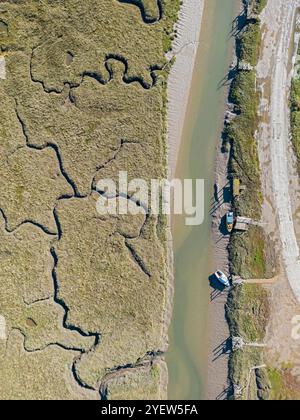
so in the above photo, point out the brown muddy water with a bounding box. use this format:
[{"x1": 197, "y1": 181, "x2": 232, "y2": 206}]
[{"x1": 167, "y1": 0, "x2": 239, "y2": 400}]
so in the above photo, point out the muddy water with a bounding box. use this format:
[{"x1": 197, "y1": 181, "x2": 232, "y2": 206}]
[{"x1": 167, "y1": 0, "x2": 238, "y2": 400}]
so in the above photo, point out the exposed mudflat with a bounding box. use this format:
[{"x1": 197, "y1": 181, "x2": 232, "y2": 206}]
[
  {"x1": 206, "y1": 1, "x2": 241, "y2": 401},
  {"x1": 167, "y1": 0, "x2": 205, "y2": 179}
]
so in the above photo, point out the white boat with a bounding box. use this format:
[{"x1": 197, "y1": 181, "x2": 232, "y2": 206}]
[{"x1": 214, "y1": 270, "x2": 230, "y2": 287}]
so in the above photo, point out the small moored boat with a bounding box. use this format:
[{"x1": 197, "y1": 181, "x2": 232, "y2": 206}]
[
  {"x1": 226, "y1": 211, "x2": 234, "y2": 233},
  {"x1": 214, "y1": 270, "x2": 230, "y2": 288}
]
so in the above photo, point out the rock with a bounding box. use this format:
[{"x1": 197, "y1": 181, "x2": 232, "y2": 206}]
[
  {"x1": 233, "y1": 383, "x2": 243, "y2": 398},
  {"x1": 232, "y1": 336, "x2": 245, "y2": 351},
  {"x1": 238, "y1": 60, "x2": 254, "y2": 72},
  {"x1": 257, "y1": 389, "x2": 270, "y2": 400}
]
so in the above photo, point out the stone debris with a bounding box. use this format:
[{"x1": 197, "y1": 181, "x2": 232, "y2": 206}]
[
  {"x1": 238, "y1": 60, "x2": 254, "y2": 72},
  {"x1": 0, "y1": 56, "x2": 6, "y2": 80},
  {"x1": 0, "y1": 315, "x2": 6, "y2": 340},
  {"x1": 231, "y1": 336, "x2": 244, "y2": 351}
]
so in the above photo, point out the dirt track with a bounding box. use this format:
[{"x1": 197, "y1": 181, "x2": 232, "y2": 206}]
[{"x1": 257, "y1": 0, "x2": 300, "y2": 305}]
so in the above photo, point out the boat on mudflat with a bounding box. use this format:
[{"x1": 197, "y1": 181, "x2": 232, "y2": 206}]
[{"x1": 214, "y1": 270, "x2": 230, "y2": 288}]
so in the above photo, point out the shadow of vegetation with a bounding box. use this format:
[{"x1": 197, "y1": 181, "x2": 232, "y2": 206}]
[
  {"x1": 213, "y1": 337, "x2": 232, "y2": 362},
  {"x1": 209, "y1": 274, "x2": 227, "y2": 302},
  {"x1": 106, "y1": 53, "x2": 160, "y2": 89}
]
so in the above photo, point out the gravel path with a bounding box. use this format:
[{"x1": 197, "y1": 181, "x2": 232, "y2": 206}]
[{"x1": 257, "y1": 0, "x2": 300, "y2": 305}]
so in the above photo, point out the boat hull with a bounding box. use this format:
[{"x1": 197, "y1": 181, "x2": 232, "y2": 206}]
[{"x1": 214, "y1": 271, "x2": 230, "y2": 287}]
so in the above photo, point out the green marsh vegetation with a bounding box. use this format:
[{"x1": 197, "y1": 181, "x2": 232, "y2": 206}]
[
  {"x1": 0, "y1": 0, "x2": 180, "y2": 399},
  {"x1": 224, "y1": 0, "x2": 273, "y2": 400}
]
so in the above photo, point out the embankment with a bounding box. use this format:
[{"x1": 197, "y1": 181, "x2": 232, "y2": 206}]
[{"x1": 220, "y1": 0, "x2": 274, "y2": 400}]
